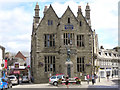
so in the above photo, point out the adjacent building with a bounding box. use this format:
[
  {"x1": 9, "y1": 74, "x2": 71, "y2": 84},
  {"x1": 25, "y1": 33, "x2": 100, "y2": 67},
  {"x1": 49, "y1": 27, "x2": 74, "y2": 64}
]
[
  {"x1": 0, "y1": 45, "x2": 5, "y2": 77},
  {"x1": 7, "y1": 51, "x2": 28, "y2": 77},
  {"x1": 31, "y1": 3, "x2": 97, "y2": 83},
  {"x1": 97, "y1": 46, "x2": 119, "y2": 78},
  {"x1": 93, "y1": 30, "x2": 99, "y2": 74}
]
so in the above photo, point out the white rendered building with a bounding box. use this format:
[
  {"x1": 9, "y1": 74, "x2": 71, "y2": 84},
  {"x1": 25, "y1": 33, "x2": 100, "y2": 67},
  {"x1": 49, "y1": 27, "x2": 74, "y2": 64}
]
[{"x1": 98, "y1": 46, "x2": 119, "y2": 78}]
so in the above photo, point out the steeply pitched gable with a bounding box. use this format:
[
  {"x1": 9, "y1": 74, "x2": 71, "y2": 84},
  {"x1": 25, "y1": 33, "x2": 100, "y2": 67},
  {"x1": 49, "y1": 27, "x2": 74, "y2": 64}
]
[
  {"x1": 15, "y1": 51, "x2": 26, "y2": 61},
  {"x1": 38, "y1": 4, "x2": 59, "y2": 28},
  {"x1": 61, "y1": 6, "x2": 78, "y2": 22},
  {"x1": 77, "y1": 10, "x2": 92, "y2": 32}
]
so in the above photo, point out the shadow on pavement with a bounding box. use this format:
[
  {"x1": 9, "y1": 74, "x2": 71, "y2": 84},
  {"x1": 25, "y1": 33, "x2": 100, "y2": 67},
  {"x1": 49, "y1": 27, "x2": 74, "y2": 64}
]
[{"x1": 111, "y1": 79, "x2": 120, "y2": 85}]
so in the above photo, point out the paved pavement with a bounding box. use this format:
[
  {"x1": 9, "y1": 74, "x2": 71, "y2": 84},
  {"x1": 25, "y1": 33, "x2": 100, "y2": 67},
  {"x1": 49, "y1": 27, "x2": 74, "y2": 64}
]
[{"x1": 11, "y1": 77, "x2": 119, "y2": 88}]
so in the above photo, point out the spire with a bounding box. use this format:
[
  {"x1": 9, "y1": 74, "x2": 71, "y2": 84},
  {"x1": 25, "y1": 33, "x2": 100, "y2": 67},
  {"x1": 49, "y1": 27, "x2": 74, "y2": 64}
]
[
  {"x1": 34, "y1": 2, "x2": 40, "y2": 23},
  {"x1": 85, "y1": 3, "x2": 91, "y2": 26}
]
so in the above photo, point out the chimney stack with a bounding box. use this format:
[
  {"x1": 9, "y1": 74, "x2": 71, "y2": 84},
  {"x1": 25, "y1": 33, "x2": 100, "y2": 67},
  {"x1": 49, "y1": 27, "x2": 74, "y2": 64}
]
[{"x1": 44, "y1": 6, "x2": 48, "y2": 15}]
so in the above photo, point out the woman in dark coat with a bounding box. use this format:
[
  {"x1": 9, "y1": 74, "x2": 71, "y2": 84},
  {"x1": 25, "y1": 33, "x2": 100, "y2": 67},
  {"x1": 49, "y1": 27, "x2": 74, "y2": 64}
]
[{"x1": 65, "y1": 75, "x2": 69, "y2": 88}]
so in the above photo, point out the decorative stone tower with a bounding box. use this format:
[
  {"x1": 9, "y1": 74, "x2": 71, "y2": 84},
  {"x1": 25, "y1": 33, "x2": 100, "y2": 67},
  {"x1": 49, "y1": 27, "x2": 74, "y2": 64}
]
[
  {"x1": 85, "y1": 3, "x2": 91, "y2": 26},
  {"x1": 34, "y1": 2, "x2": 40, "y2": 24},
  {"x1": 31, "y1": 2, "x2": 40, "y2": 81}
]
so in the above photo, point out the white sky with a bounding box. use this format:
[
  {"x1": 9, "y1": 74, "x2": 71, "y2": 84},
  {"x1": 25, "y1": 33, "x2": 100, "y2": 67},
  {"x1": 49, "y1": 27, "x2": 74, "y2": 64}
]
[{"x1": 0, "y1": 0, "x2": 118, "y2": 53}]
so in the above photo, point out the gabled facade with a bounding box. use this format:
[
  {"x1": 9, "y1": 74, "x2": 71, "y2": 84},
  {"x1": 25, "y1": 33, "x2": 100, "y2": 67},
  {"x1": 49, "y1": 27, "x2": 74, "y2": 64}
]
[
  {"x1": 15, "y1": 51, "x2": 26, "y2": 61},
  {"x1": 31, "y1": 3, "x2": 96, "y2": 83}
]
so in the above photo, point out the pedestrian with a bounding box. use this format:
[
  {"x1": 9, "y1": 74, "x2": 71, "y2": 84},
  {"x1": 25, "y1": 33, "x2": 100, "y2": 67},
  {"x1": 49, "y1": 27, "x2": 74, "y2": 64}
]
[
  {"x1": 91, "y1": 73, "x2": 95, "y2": 85},
  {"x1": 86, "y1": 74, "x2": 90, "y2": 84},
  {"x1": 107, "y1": 74, "x2": 109, "y2": 81},
  {"x1": 65, "y1": 75, "x2": 69, "y2": 88},
  {"x1": 112, "y1": 74, "x2": 113, "y2": 78},
  {"x1": 17, "y1": 74, "x2": 19, "y2": 84},
  {"x1": 94, "y1": 73, "x2": 97, "y2": 83},
  {"x1": 19, "y1": 77, "x2": 22, "y2": 84},
  {"x1": 31, "y1": 76, "x2": 34, "y2": 83}
]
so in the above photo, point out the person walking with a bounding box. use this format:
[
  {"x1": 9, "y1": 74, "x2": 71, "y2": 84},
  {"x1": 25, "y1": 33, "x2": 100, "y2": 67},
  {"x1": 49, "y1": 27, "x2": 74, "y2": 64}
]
[
  {"x1": 91, "y1": 73, "x2": 95, "y2": 85},
  {"x1": 94, "y1": 73, "x2": 97, "y2": 83},
  {"x1": 86, "y1": 74, "x2": 90, "y2": 84},
  {"x1": 112, "y1": 74, "x2": 113, "y2": 78},
  {"x1": 65, "y1": 75, "x2": 69, "y2": 88},
  {"x1": 19, "y1": 77, "x2": 22, "y2": 84},
  {"x1": 107, "y1": 74, "x2": 109, "y2": 81}
]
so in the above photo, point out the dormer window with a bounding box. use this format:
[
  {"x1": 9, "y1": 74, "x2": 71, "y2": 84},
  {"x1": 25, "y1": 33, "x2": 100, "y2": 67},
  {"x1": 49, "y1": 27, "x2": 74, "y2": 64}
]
[
  {"x1": 68, "y1": 18, "x2": 70, "y2": 23},
  {"x1": 113, "y1": 54, "x2": 116, "y2": 57},
  {"x1": 105, "y1": 53, "x2": 107, "y2": 56},
  {"x1": 109, "y1": 53, "x2": 111, "y2": 56}
]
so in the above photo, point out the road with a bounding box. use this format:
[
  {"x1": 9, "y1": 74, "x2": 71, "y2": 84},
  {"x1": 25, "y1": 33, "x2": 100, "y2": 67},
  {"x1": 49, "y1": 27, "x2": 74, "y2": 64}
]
[{"x1": 7, "y1": 78, "x2": 119, "y2": 89}]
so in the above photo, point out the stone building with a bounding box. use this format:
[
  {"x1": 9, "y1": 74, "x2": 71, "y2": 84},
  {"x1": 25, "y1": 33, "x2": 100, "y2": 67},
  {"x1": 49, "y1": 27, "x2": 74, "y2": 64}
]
[{"x1": 31, "y1": 3, "x2": 97, "y2": 83}]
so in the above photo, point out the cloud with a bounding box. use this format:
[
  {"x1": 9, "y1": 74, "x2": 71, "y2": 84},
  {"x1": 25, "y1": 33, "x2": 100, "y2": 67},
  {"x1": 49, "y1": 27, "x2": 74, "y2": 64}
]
[
  {"x1": 0, "y1": 3, "x2": 33, "y2": 52},
  {"x1": 52, "y1": 1, "x2": 86, "y2": 17},
  {"x1": 0, "y1": 0, "x2": 118, "y2": 53},
  {"x1": 91, "y1": 0, "x2": 118, "y2": 29},
  {"x1": 89, "y1": 0, "x2": 118, "y2": 49},
  {"x1": 51, "y1": 0, "x2": 118, "y2": 49},
  {"x1": 6, "y1": 41, "x2": 31, "y2": 52},
  {"x1": 0, "y1": 0, "x2": 48, "y2": 2}
]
